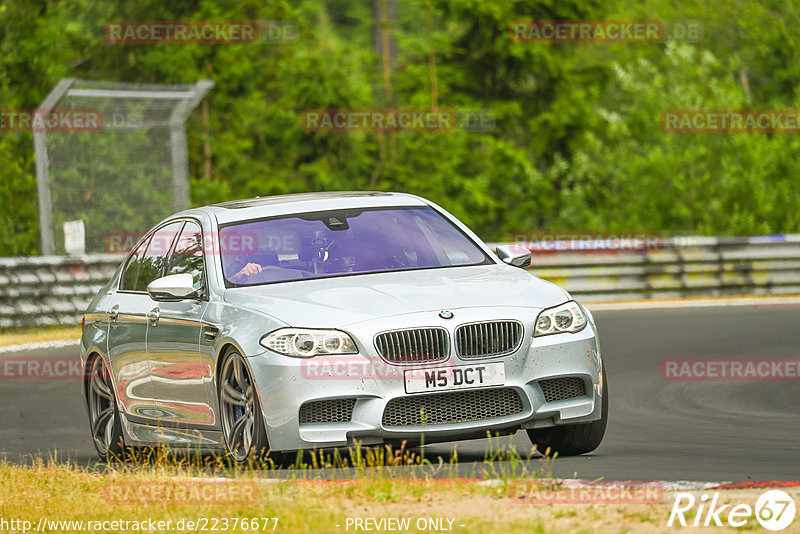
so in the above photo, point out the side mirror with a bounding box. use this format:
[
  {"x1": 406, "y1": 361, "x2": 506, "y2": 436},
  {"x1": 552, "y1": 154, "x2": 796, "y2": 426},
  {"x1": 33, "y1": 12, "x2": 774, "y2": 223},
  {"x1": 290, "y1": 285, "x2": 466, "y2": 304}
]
[
  {"x1": 495, "y1": 244, "x2": 532, "y2": 268},
  {"x1": 147, "y1": 273, "x2": 198, "y2": 301}
]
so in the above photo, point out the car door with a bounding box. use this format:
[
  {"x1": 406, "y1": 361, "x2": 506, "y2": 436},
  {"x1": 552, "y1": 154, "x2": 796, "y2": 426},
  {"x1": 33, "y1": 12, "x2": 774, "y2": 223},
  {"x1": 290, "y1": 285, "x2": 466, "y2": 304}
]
[
  {"x1": 146, "y1": 220, "x2": 215, "y2": 427},
  {"x1": 106, "y1": 234, "x2": 153, "y2": 420},
  {"x1": 107, "y1": 222, "x2": 182, "y2": 422}
]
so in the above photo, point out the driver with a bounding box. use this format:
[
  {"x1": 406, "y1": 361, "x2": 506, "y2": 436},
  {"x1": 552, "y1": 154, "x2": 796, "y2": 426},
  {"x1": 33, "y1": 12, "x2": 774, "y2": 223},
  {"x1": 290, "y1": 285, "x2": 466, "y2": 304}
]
[
  {"x1": 230, "y1": 261, "x2": 262, "y2": 283},
  {"x1": 226, "y1": 248, "x2": 279, "y2": 283}
]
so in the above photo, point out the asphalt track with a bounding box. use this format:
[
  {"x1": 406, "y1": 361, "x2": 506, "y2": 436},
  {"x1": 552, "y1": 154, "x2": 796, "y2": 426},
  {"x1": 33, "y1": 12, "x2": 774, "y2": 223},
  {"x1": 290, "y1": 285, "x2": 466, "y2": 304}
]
[{"x1": 2, "y1": 303, "x2": 799, "y2": 481}]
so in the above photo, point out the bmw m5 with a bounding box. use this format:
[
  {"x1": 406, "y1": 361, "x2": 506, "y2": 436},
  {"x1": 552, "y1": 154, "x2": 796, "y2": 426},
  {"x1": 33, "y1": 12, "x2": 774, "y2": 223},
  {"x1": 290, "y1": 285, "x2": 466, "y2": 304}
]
[{"x1": 80, "y1": 191, "x2": 607, "y2": 463}]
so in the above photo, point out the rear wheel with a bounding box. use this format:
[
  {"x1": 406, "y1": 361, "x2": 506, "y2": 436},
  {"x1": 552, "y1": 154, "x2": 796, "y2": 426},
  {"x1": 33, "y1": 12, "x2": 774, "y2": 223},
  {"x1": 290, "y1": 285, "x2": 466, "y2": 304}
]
[
  {"x1": 219, "y1": 349, "x2": 270, "y2": 464},
  {"x1": 527, "y1": 365, "x2": 608, "y2": 456},
  {"x1": 87, "y1": 355, "x2": 125, "y2": 460}
]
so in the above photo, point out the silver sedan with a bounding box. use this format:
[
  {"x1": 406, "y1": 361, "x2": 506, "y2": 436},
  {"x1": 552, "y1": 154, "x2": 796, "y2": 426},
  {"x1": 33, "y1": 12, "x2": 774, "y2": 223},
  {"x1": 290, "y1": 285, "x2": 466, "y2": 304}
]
[{"x1": 80, "y1": 191, "x2": 607, "y2": 463}]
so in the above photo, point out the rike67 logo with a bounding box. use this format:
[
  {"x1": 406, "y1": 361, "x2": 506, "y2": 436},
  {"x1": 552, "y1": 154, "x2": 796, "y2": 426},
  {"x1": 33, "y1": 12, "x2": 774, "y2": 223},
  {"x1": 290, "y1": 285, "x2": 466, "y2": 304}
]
[{"x1": 668, "y1": 490, "x2": 796, "y2": 531}]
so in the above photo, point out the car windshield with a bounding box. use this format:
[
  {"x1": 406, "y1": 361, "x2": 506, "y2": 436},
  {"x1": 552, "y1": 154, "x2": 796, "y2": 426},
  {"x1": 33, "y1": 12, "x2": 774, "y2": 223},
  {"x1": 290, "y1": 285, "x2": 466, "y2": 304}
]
[{"x1": 219, "y1": 206, "x2": 491, "y2": 286}]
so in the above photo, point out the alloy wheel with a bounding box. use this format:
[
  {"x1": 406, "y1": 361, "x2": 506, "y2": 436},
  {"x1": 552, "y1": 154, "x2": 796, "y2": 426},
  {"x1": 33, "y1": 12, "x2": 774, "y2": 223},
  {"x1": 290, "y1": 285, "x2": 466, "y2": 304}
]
[
  {"x1": 88, "y1": 356, "x2": 117, "y2": 455},
  {"x1": 219, "y1": 352, "x2": 258, "y2": 462}
]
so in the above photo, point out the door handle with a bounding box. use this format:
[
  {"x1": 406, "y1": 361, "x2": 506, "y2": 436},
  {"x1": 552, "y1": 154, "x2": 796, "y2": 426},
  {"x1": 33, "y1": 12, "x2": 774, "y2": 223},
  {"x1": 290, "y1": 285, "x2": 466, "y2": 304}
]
[
  {"x1": 203, "y1": 325, "x2": 220, "y2": 343},
  {"x1": 147, "y1": 307, "x2": 160, "y2": 326},
  {"x1": 106, "y1": 305, "x2": 119, "y2": 322}
]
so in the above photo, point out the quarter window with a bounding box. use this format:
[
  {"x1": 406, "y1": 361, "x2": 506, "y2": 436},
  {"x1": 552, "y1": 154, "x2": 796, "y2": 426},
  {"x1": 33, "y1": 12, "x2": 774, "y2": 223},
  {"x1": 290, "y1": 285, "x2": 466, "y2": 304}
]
[
  {"x1": 167, "y1": 221, "x2": 205, "y2": 290},
  {"x1": 120, "y1": 236, "x2": 151, "y2": 291},
  {"x1": 134, "y1": 222, "x2": 183, "y2": 292}
]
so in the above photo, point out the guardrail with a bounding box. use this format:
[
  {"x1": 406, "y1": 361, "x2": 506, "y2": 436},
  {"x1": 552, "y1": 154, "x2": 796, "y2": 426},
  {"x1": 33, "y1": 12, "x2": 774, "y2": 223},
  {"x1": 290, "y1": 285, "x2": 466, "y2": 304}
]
[
  {"x1": 1, "y1": 235, "x2": 799, "y2": 328},
  {"x1": 491, "y1": 234, "x2": 800, "y2": 302},
  {"x1": 0, "y1": 255, "x2": 121, "y2": 329}
]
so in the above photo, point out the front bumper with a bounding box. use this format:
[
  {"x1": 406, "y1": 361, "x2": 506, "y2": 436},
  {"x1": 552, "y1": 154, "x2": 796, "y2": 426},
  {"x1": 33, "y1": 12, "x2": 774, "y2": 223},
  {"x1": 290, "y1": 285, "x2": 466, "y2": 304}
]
[{"x1": 248, "y1": 307, "x2": 603, "y2": 451}]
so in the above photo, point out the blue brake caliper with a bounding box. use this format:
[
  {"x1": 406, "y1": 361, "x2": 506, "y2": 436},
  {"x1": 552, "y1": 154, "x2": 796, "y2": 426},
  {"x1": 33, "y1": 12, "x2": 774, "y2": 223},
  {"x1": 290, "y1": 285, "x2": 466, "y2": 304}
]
[{"x1": 234, "y1": 384, "x2": 245, "y2": 421}]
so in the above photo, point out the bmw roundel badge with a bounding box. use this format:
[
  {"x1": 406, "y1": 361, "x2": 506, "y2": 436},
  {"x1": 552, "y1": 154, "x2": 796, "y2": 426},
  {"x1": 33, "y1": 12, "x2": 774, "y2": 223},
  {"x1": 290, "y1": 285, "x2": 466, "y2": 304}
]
[{"x1": 439, "y1": 310, "x2": 454, "y2": 319}]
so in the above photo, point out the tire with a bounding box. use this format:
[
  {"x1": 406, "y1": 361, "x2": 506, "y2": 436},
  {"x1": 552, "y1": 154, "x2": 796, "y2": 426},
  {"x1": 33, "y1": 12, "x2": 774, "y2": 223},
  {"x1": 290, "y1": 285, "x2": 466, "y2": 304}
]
[
  {"x1": 86, "y1": 355, "x2": 126, "y2": 461},
  {"x1": 527, "y1": 364, "x2": 608, "y2": 456},
  {"x1": 218, "y1": 348, "x2": 270, "y2": 465}
]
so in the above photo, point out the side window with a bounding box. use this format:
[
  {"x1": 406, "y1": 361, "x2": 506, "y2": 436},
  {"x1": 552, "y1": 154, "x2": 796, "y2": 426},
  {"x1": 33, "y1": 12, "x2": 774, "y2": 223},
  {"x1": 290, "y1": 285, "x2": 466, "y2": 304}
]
[
  {"x1": 167, "y1": 221, "x2": 205, "y2": 291},
  {"x1": 120, "y1": 236, "x2": 151, "y2": 291},
  {"x1": 134, "y1": 222, "x2": 183, "y2": 292}
]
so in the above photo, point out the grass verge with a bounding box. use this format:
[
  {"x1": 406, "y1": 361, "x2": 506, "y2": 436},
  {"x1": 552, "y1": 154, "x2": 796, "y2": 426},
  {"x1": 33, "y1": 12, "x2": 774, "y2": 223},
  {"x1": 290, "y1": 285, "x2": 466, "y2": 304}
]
[
  {"x1": 3, "y1": 441, "x2": 795, "y2": 533},
  {"x1": 0, "y1": 325, "x2": 80, "y2": 347}
]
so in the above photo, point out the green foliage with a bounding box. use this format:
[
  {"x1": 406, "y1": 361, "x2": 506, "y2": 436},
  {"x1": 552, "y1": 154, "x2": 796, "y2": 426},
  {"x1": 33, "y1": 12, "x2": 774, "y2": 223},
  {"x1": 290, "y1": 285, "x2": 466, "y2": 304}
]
[{"x1": 1, "y1": 0, "x2": 799, "y2": 256}]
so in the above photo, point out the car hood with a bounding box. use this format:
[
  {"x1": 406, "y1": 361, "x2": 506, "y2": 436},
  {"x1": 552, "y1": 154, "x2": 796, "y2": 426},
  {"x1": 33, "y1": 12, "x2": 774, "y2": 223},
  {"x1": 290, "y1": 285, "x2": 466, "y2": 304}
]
[{"x1": 222, "y1": 265, "x2": 570, "y2": 328}]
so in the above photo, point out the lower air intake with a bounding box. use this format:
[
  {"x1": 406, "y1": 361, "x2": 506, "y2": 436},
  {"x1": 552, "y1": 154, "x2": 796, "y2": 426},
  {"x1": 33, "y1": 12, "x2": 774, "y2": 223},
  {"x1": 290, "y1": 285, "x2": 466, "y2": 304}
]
[
  {"x1": 538, "y1": 377, "x2": 587, "y2": 402},
  {"x1": 298, "y1": 398, "x2": 356, "y2": 424},
  {"x1": 382, "y1": 387, "x2": 524, "y2": 427}
]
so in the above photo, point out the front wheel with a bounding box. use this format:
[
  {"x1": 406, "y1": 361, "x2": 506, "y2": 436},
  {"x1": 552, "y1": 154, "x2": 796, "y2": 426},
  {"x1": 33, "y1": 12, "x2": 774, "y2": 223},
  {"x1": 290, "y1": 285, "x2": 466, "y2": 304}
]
[
  {"x1": 87, "y1": 355, "x2": 125, "y2": 460},
  {"x1": 527, "y1": 365, "x2": 608, "y2": 456},
  {"x1": 218, "y1": 349, "x2": 270, "y2": 464}
]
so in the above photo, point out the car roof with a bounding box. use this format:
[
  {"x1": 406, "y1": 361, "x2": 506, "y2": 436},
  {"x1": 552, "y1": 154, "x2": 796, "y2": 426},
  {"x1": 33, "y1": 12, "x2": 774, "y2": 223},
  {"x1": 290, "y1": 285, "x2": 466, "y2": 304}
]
[{"x1": 189, "y1": 191, "x2": 431, "y2": 225}]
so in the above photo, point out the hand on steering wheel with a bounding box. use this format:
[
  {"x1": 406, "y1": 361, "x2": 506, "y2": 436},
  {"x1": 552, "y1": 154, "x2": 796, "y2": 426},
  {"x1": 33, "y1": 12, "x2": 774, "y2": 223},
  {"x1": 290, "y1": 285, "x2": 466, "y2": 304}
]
[{"x1": 231, "y1": 262, "x2": 262, "y2": 282}]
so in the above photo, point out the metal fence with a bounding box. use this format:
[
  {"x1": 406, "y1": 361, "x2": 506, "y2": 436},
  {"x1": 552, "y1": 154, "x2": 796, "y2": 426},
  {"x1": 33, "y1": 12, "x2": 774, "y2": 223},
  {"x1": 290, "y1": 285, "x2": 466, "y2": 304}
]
[
  {"x1": 34, "y1": 79, "x2": 213, "y2": 256},
  {"x1": 0, "y1": 255, "x2": 121, "y2": 329},
  {"x1": 1, "y1": 235, "x2": 799, "y2": 328},
  {"x1": 508, "y1": 234, "x2": 800, "y2": 302}
]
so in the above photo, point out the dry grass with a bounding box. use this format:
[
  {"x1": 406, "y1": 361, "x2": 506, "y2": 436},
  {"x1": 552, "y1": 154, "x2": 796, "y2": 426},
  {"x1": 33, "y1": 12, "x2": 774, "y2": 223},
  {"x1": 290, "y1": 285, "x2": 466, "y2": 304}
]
[
  {"x1": 0, "y1": 325, "x2": 80, "y2": 347},
  {"x1": 2, "y1": 444, "x2": 797, "y2": 533}
]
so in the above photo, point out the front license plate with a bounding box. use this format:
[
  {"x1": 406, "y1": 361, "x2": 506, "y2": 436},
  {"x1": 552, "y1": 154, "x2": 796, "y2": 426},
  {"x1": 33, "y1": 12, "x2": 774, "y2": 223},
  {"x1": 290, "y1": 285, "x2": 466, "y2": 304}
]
[{"x1": 404, "y1": 362, "x2": 505, "y2": 394}]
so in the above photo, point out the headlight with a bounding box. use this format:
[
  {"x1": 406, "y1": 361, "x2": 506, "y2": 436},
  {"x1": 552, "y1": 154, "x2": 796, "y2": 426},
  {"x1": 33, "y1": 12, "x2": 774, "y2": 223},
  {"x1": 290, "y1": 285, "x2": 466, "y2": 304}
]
[
  {"x1": 259, "y1": 328, "x2": 358, "y2": 357},
  {"x1": 533, "y1": 301, "x2": 587, "y2": 337}
]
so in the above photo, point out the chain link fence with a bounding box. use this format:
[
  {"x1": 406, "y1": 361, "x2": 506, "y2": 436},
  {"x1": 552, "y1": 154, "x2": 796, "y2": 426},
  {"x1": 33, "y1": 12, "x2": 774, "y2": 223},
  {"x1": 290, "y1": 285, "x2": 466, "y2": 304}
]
[{"x1": 34, "y1": 78, "x2": 213, "y2": 255}]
